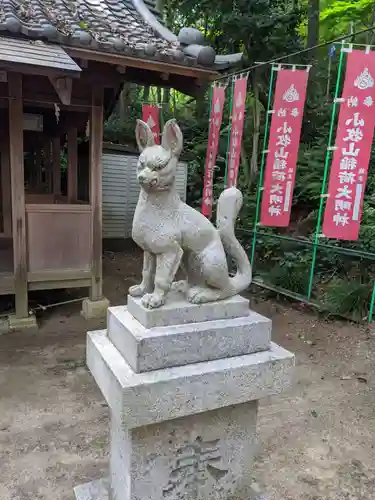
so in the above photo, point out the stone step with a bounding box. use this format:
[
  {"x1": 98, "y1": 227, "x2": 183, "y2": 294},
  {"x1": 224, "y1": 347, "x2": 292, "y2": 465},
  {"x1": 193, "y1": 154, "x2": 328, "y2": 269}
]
[
  {"x1": 127, "y1": 289, "x2": 250, "y2": 328},
  {"x1": 108, "y1": 305, "x2": 271, "y2": 372},
  {"x1": 87, "y1": 330, "x2": 294, "y2": 429}
]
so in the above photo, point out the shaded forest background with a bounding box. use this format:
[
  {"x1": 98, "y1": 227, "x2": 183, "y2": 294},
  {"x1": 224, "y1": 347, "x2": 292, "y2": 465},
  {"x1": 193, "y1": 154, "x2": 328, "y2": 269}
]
[{"x1": 104, "y1": 0, "x2": 375, "y2": 321}]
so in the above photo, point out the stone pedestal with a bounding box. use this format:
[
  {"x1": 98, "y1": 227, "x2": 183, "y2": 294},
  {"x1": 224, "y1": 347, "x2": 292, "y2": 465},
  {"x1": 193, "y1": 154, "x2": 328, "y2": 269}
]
[{"x1": 75, "y1": 292, "x2": 294, "y2": 500}]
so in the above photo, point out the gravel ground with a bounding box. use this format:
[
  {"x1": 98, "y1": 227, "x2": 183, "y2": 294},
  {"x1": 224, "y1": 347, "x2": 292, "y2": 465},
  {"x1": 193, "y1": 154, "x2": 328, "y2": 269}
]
[{"x1": 0, "y1": 248, "x2": 374, "y2": 500}]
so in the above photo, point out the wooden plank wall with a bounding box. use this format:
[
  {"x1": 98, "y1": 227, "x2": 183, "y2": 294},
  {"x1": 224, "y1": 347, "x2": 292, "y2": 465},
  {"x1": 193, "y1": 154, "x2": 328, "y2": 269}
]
[
  {"x1": 0, "y1": 130, "x2": 12, "y2": 236},
  {"x1": 26, "y1": 204, "x2": 91, "y2": 273}
]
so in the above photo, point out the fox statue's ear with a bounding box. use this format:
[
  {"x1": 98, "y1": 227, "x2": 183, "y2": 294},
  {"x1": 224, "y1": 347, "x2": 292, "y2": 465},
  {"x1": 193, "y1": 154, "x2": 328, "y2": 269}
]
[
  {"x1": 135, "y1": 119, "x2": 155, "y2": 152},
  {"x1": 161, "y1": 119, "x2": 183, "y2": 157}
]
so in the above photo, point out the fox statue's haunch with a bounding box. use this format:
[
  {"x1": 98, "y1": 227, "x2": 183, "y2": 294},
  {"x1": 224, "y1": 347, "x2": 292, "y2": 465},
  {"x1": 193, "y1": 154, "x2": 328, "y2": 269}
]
[{"x1": 129, "y1": 119, "x2": 252, "y2": 309}]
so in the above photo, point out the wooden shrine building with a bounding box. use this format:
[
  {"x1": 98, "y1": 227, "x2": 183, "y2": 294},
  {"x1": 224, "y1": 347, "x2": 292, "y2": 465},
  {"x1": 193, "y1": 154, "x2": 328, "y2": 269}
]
[{"x1": 0, "y1": 0, "x2": 241, "y2": 330}]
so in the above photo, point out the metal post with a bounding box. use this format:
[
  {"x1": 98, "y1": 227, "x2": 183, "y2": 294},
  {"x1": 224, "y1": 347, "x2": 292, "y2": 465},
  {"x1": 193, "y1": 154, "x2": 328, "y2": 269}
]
[
  {"x1": 307, "y1": 45, "x2": 345, "y2": 299},
  {"x1": 368, "y1": 280, "x2": 375, "y2": 323},
  {"x1": 250, "y1": 66, "x2": 276, "y2": 266},
  {"x1": 224, "y1": 77, "x2": 235, "y2": 187}
]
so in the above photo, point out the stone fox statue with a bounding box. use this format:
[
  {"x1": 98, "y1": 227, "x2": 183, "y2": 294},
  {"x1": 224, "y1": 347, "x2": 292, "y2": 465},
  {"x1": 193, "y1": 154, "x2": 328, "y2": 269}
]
[{"x1": 129, "y1": 118, "x2": 252, "y2": 309}]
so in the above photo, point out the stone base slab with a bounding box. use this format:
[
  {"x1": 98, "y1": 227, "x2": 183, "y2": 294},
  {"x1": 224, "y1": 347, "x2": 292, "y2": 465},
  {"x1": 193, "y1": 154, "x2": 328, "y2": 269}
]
[
  {"x1": 108, "y1": 306, "x2": 271, "y2": 372},
  {"x1": 127, "y1": 290, "x2": 249, "y2": 328},
  {"x1": 8, "y1": 314, "x2": 38, "y2": 333},
  {"x1": 74, "y1": 477, "x2": 267, "y2": 500},
  {"x1": 87, "y1": 330, "x2": 294, "y2": 429},
  {"x1": 81, "y1": 297, "x2": 110, "y2": 320}
]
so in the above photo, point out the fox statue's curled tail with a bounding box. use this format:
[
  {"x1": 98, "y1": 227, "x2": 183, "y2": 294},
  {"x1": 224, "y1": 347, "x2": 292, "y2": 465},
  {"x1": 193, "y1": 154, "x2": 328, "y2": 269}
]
[{"x1": 216, "y1": 187, "x2": 252, "y2": 294}]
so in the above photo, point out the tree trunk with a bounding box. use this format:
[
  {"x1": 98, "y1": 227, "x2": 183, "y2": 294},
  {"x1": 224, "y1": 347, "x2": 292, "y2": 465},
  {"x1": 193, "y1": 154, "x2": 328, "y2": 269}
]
[
  {"x1": 157, "y1": 87, "x2": 162, "y2": 104},
  {"x1": 119, "y1": 84, "x2": 129, "y2": 123},
  {"x1": 163, "y1": 88, "x2": 171, "y2": 112},
  {"x1": 249, "y1": 78, "x2": 261, "y2": 187},
  {"x1": 143, "y1": 86, "x2": 150, "y2": 102},
  {"x1": 367, "y1": 4, "x2": 375, "y2": 45},
  {"x1": 156, "y1": 0, "x2": 164, "y2": 15},
  {"x1": 307, "y1": 0, "x2": 320, "y2": 50}
]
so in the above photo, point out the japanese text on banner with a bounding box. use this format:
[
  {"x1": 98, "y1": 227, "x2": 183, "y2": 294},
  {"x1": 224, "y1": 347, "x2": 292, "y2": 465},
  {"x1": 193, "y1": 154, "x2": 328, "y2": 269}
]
[
  {"x1": 260, "y1": 69, "x2": 309, "y2": 227},
  {"x1": 226, "y1": 75, "x2": 248, "y2": 188},
  {"x1": 142, "y1": 104, "x2": 160, "y2": 144},
  {"x1": 322, "y1": 50, "x2": 375, "y2": 241},
  {"x1": 202, "y1": 85, "x2": 226, "y2": 217}
]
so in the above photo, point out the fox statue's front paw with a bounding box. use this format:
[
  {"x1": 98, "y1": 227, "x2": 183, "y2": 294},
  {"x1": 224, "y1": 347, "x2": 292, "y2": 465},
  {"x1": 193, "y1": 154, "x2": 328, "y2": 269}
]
[
  {"x1": 141, "y1": 292, "x2": 166, "y2": 309},
  {"x1": 129, "y1": 284, "x2": 148, "y2": 297}
]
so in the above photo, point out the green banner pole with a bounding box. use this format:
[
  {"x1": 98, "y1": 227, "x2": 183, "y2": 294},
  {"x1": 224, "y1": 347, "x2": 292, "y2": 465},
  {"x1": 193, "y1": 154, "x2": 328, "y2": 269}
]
[
  {"x1": 307, "y1": 45, "x2": 346, "y2": 299},
  {"x1": 368, "y1": 280, "x2": 375, "y2": 322},
  {"x1": 250, "y1": 66, "x2": 276, "y2": 266}
]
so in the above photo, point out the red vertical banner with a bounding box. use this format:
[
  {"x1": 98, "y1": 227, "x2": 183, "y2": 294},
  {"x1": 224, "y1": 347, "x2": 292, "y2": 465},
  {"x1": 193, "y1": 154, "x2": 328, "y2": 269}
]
[
  {"x1": 201, "y1": 85, "x2": 226, "y2": 217},
  {"x1": 260, "y1": 68, "x2": 309, "y2": 227},
  {"x1": 226, "y1": 74, "x2": 248, "y2": 188},
  {"x1": 322, "y1": 50, "x2": 375, "y2": 240},
  {"x1": 142, "y1": 104, "x2": 160, "y2": 144}
]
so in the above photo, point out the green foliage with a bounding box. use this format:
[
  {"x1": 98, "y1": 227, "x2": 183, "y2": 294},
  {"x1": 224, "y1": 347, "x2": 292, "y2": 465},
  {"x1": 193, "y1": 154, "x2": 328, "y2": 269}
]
[
  {"x1": 323, "y1": 278, "x2": 372, "y2": 321},
  {"x1": 265, "y1": 255, "x2": 311, "y2": 294},
  {"x1": 320, "y1": 0, "x2": 375, "y2": 40}
]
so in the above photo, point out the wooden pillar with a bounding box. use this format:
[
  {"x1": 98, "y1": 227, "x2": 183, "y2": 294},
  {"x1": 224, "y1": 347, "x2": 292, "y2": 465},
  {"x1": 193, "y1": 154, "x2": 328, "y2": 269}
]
[
  {"x1": 8, "y1": 72, "x2": 28, "y2": 318},
  {"x1": 43, "y1": 139, "x2": 52, "y2": 191},
  {"x1": 52, "y1": 136, "x2": 61, "y2": 196},
  {"x1": 29, "y1": 150, "x2": 38, "y2": 189},
  {"x1": 67, "y1": 127, "x2": 78, "y2": 202},
  {"x1": 35, "y1": 147, "x2": 42, "y2": 190},
  {"x1": 1, "y1": 131, "x2": 12, "y2": 236},
  {"x1": 89, "y1": 88, "x2": 104, "y2": 301}
]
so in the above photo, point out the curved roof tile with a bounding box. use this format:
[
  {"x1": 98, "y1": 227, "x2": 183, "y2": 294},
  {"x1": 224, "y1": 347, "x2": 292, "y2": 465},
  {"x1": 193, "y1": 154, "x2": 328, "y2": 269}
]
[{"x1": 0, "y1": 0, "x2": 242, "y2": 69}]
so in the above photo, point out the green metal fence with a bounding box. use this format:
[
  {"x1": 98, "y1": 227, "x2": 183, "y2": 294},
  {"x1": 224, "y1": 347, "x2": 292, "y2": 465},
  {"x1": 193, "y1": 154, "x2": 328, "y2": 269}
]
[{"x1": 245, "y1": 43, "x2": 375, "y2": 323}]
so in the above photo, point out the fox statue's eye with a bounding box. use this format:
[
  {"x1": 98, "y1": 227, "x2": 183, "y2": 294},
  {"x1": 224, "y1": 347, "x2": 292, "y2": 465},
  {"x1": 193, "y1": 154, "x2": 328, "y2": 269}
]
[{"x1": 151, "y1": 163, "x2": 165, "y2": 171}]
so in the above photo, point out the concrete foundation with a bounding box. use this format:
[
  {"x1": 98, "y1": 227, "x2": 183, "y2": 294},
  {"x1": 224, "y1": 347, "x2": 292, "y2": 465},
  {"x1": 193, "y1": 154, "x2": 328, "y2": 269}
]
[
  {"x1": 74, "y1": 289, "x2": 294, "y2": 499},
  {"x1": 0, "y1": 318, "x2": 10, "y2": 334},
  {"x1": 8, "y1": 314, "x2": 38, "y2": 333}
]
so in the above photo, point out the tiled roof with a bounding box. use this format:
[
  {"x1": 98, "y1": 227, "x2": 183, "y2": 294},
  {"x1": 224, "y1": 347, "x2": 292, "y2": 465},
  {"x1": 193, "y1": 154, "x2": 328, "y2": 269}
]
[{"x1": 0, "y1": 0, "x2": 187, "y2": 64}]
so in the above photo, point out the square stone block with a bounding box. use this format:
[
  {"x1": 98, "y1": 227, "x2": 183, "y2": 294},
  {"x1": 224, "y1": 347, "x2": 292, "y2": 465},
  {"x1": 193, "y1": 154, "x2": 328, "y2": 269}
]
[
  {"x1": 127, "y1": 290, "x2": 249, "y2": 328},
  {"x1": 81, "y1": 297, "x2": 110, "y2": 320},
  {"x1": 87, "y1": 330, "x2": 294, "y2": 429},
  {"x1": 109, "y1": 402, "x2": 258, "y2": 500},
  {"x1": 108, "y1": 306, "x2": 271, "y2": 372}
]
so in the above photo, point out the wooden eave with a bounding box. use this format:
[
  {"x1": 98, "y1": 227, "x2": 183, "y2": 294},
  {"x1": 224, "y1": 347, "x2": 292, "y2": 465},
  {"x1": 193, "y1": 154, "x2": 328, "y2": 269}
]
[
  {"x1": 64, "y1": 46, "x2": 219, "y2": 81},
  {"x1": 0, "y1": 37, "x2": 82, "y2": 79}
]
